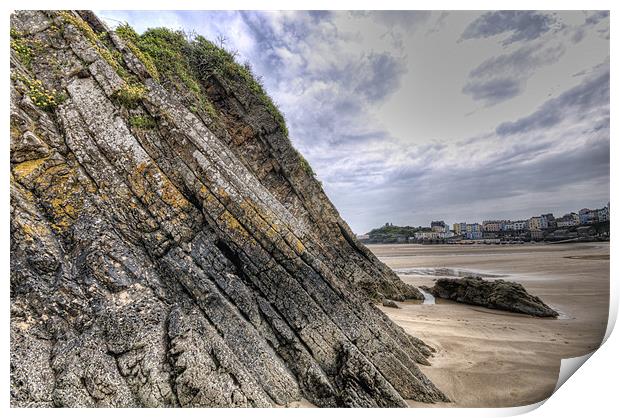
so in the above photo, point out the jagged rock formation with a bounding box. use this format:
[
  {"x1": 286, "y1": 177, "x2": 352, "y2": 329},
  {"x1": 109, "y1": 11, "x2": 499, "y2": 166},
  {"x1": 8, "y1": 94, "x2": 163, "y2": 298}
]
[
  {"x1": 10, "y1": 11, "x2": 445, "y2": 407},
  {"x1": 423, "y1": 277, "x2": 559, "y2": 318}
]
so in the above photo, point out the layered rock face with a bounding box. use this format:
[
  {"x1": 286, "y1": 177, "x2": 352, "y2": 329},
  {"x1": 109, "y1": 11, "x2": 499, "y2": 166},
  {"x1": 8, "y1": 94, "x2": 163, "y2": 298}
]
[
  {"x1": 423, "y1": 277, "x2": 559, "y2": 318},
  {"x1": 10, "y1": 11, "x2": 445, "y2": 407}
]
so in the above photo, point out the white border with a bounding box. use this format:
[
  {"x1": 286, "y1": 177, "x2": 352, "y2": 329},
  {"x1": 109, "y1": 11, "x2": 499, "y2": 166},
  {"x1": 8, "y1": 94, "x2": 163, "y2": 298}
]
[{"x1": 2, "y1": 2, "x2": 616, "y2": 417}]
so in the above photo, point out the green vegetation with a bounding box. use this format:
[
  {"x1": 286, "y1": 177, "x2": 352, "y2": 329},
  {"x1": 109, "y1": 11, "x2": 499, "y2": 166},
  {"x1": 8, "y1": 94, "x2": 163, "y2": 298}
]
[
  {"x1": 123, "y1": 27, "x2": 217, "y2": 118},
  {"x1": 188, "y1": 36, "x2": 288, "y2": 136},
  {"x1": 10, "y1": 28, "x2": 44, "y2": 69},
  {"x1": 366, "y1": 224, "x2": 428, "y2": 244},
  {"x1": 113, "y1": 26, "x2": 288, "y2": 135},
  {"x1": 129, "y1": 114, "x2": 157, "y2": 129},
  {"x1": 113, "y1": 83, "x2": 146, "y2": 108},
  {"x1": 298, "y1": 153, "x2": 315, "y2": 176},
  {"x1": 10, "y1": 37, "x2": 33, "y2": 67},
  {"x1": 111, "y1": 23, "x2": 313, "y2": 177},
  {"x1": 131, "y1": 28, "x2": 199, "y2": 91},
  {"x1": 114, "y1": 23, "x2": 160, "y2": 81},
  {"x1": 59, "y1": 11, "x2": 127, "y2": 79},
  {"x1": 12, "y1": 14, "x2": 315, "y2": 181},
  {"x1": 15, "y1": 74, "x2": 65, "y2": 110}
]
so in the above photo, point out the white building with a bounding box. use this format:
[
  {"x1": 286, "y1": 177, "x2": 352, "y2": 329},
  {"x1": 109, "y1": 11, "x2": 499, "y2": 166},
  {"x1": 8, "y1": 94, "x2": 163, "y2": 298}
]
[
  {"x1": 556, "y1": 213, "x2": 580, "y2": 228},
  {"x1": 512, "y1": 220, "x2": 528, "y2": 231},
  {"x1": 540, "y1": 213, "x2": 555, "y2": 229},
  {"x1": 598, "y1": 206, "x2": 610, "y2": 222},
  {"x1": 465, "y1": 223, "x2": 483, "y2": 239},
  {"x1": 414, "y1": 231, "x2": 454, "y2": 240},
  {"x1": 579, "y1": 208, "x2": 597, "y2": 224}
]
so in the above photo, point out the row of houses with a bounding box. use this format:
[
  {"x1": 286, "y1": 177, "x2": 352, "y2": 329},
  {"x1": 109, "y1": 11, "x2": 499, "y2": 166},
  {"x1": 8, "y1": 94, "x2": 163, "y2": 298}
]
[
  {"x1": 413, "y1": 220, "x2": 454, "y2": 240},
  {"x1": 578, "y1": 206, "x2": 610, "y2": 224},
  {"x1": 362, "y1": 203, "x2": 610, "y2": 243},
  {"x1": 451, "y1": 203, "x2": 609, "y2": 239},
  {"x1": 413, "y1": 230, "x2": 454, "y2": 240},
  {"x1": 452, "y1": 222, "x2": 483, "y2": 240}
]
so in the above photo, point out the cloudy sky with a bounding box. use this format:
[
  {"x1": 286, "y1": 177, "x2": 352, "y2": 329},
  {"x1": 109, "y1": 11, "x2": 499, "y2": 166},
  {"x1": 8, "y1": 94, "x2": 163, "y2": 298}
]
[{"x1": 96, "y1": 10, "x2": 610, "y2": 233}]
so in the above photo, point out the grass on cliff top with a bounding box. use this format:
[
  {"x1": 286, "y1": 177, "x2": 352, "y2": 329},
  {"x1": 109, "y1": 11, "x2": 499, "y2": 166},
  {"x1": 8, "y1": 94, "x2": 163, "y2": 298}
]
[
  {"x1": 120, "y1": 26, "x2": 218, "y2": 120},
  {"x1": 114, "y1": 25, "x2": 288, "y2": 137},
  {"x1": 114, "y1": 24, "x2": 160, "y2": 81},
  {"x1": 113, "y1": 24, "x2": 317, "y2": 177},
  {"x1": 188, "y1": 35, "x2": 289, "y2": 137}
]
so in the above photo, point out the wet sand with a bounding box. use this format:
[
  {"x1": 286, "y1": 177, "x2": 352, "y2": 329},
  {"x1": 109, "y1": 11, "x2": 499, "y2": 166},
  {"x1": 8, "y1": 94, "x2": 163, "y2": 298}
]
[{"x1": 369, "y1": 242, "x2": 610, "y2": 407}]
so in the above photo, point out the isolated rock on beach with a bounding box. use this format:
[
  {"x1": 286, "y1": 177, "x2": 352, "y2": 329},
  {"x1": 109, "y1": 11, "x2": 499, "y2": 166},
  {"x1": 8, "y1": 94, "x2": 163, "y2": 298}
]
[
  {"x1": 10, "y1": 11, "x2": 441, "y2": 407},
  {"x1": 423, "y1": 277, "x2": 559, "y2": 318}
]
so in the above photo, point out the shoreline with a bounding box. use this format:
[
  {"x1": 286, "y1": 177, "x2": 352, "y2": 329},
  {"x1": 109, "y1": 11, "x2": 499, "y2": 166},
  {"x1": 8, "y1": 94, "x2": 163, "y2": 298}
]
[
  {"x1": 371, "y1": 242, "x2": 609, "y2": 407},
  {"x1": 361, "y1": 238, "x2": 609, "y2": 246}
]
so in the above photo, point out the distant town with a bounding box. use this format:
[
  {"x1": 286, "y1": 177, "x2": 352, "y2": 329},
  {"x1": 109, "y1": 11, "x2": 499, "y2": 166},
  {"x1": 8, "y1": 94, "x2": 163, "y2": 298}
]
[{"x1": 358, "y1": 203, "x2": 610, "y2": 244}]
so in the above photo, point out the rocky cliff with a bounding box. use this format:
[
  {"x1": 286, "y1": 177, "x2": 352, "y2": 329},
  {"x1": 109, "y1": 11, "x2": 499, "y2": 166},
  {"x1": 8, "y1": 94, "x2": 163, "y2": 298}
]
[{"x1": 10, "y1": 11, "x2": 446, "y2": 407}]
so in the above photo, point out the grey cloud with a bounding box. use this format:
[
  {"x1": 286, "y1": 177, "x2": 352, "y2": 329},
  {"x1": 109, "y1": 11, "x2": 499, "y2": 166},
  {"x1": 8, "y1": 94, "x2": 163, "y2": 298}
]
[
  {"x1": 342, "y1": 142, "x2": 449, "y2": 189},
  {"x1": 339, "y1": 133, "x2": 609, "y2": 232},
  {"x1": 447, "y1": 136, "x2": 608, "y2": 201},
  {"x1": 585, "y1": 11, "x2": 609, "y2": 26},
  {"x1": 352, "y1": 52, "x2": 406, "y2": 102},
  {"x1": 463, "y1": 43, "x2": 565, "y2": 105},
  {"x1": 371, "y1": 11, "x2": 432, "y2": 31},
  {"x1": 307, "y1": 10, "x2": 332, "y2": 21},
  {"x1": 587, "y1": 11, "x2": 611, "y2": 40},
  {"x1": 426, "y1": 12, "x2": 449, "y2": 36},
  {"x1": 237, "y1": 11, "x2": 407, "y2": 100},
  {"x1": 461, "y1": 11, "x2": 557, "y2": 45},
  {"x1": 496, "y1": 69, "x2": 609, "y2": 136},
  {"x1": 350, "y1": 134, "x2": 609, "y2": 231},
  {"x1": 570, "y1": 11, "x2": 609, "y2": 44},
  {"x1": 470, "y1": 44, "x2": 565, "y2": 78},
  {"x1": 237, "y1": 11, "x2": 331, "y2": 79},
  {"x1": 230, "y1": 11, "x2": 410, "y2": 160},
  {"x1": 386, "y1": 166, "x2": 429, "y2": 186},
  {"x1": 463, "y1": 77, "x2": 522, "y2": 105},
  {"x1": 336, "y1": 67, "x2": 609, "y2": 230},
  {"x1": 571, "y1": 28, "x2": 586, "y2": 43},
  {"x1": 322, "y1": 152, "x2": 398, "y2": 186},
  {"x1": 338, "y1": 130, "x2": 391, "y2": 144}
]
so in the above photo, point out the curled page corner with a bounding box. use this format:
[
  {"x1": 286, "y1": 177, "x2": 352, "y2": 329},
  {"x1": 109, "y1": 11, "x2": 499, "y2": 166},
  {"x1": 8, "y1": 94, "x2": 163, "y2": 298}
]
[
  {"x1": 488, "y1": 351, "x2": 598, "y2": 417},
  {"x1": 499, "y1": 399, "x2": 546, "y2": 416},
  {"x1": 547, "y1": 278, "x2": 620, "y2": 396},
  {"x1": 553, "y1": 352, "x2": 595, "y2": 394},
  {"x1": 545, "y1": 273, "x2": 619, "y2": 400}
]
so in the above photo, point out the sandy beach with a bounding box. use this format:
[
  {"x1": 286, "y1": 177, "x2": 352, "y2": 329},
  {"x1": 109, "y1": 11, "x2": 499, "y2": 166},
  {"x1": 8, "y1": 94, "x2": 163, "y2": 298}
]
[{"x1": 369, "y1": 242, "x2": 610, "y2": 407}]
